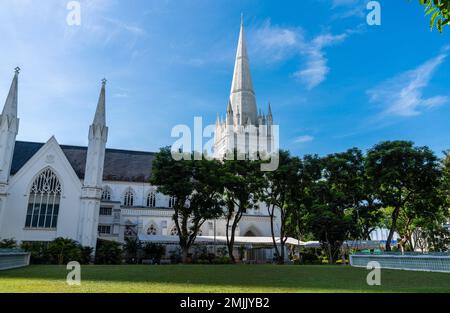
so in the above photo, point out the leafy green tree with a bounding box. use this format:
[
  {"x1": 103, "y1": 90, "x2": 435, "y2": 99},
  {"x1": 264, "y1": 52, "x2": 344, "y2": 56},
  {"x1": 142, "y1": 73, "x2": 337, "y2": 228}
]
[
  {"x1": 259, "y1": 150, "x2": 301, "y2": 264},
  {"x1": 79, "y1": 246, "x2": 94, "y2": 264},
  {"x1": 330, "y1": 148, "x2": 384, "y2": 241},
  {"x1": 46, "y1": 238, "x2": 82, "y2": 265},
  {"x1": 123, "y1": 237, "x2": 141, "y2": 264},
  {"x1": 442, "y1": 152, "x2": 450, "y2": 208},
  {"x1": 189, "y1": 155, "x2": 227, "y2": 243},
  {"x1": 151, "y1": 147, "x2": 225, "y2": 262},
  {"x1": 142, "y1": 243, "x2": 166, "y2": 263},
  {"x1": 418, "y1": 0, "x2": 450, "y2": 32},
  {"x1": 414, "y1": 152, "x2": 450, "y2": 251},
  {"x1": 304, "y1": 150, "x2": 363, "y2": 263},
  {"x1": 366, "y1": 141, "x2": 442, "y2": 251},
  {"x1": 284, "y1": 154, "x2": 322, "y2": 243},
  {"x1": 222, "y1": 156, "x2": 263, "y2": 263},
  {"x1": 94, "y1": 239, "x2": 123, "y2": 264}
]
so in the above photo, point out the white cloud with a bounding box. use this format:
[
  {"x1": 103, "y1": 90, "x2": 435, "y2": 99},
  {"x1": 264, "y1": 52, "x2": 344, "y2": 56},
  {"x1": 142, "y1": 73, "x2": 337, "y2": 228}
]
[
  {"x1": 294, "y1": 135, "x2": 314, "y2": 144},
  {"x1": 250, "y1": 20, "x2": 354, "y2": 89},
  {"x1": 102, "y1": 17, "x2": 145, "y2": 36},
  {"x1": 330, "y1": 0, "x2": 366, "y2": 20},
  {"x1": 367, "y1": 51, "x2": 448, "y2": 117},
  {"x1": 294, "y1": 33, "x2": 348, "y2": 89},
  {"x1": 331, "y1": 0, "x2": 359, "y2": 7},
  {"x1": 254, "y1": 22, "x2": 298, "y2": 48},
  {"x1": 250, "y1": 20, "x2": 300, "y2": 63}
]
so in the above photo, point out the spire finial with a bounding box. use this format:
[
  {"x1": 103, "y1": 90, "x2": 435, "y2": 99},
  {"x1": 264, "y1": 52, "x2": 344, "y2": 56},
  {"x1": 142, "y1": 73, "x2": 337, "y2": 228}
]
[
  {"x1": 241, "y1": 13, "x2": 244, "y2": 26},
  {"x1": 2, "y1": 68, "x2": 19, "y2": 116},
  {"x1": 93, "y1": 79, "x2": 106, "y2": 126}
]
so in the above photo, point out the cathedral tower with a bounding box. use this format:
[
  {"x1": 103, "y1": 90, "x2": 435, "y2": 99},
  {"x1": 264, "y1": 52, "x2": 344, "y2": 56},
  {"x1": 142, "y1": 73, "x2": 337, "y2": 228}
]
[{"x1": 214, "y1": 18, "x2": 274, "y2": 159}]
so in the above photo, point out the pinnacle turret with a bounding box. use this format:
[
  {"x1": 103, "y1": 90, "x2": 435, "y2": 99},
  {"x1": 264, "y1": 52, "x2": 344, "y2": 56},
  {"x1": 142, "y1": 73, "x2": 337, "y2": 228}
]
[{"x1": 1, "y1": 67, "x2": 20, "y2": 117}]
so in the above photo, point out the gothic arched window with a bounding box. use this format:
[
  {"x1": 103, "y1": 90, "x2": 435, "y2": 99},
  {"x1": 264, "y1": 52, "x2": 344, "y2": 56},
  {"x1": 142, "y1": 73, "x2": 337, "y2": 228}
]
[
  {"x1": 168, "y1": 196, "x2": 175, "y2": 208},
  {"x1": 102, "y1": 187, "x2": 112, "y2": 201},
  {"x1": 170, "y1": 225, "x2": 178, "y2": 236},
  {"x1": 25, "y1": 168, "x2": 62, "y2": 229},
  {"x1": 147, "y1": 224, "x2": 157, "y2": 235},
  {"x1": 123, "y1": 189, "x2": 134, "y2": 207},
  {"x1": 147, "y1": 192, "x2": 156, "y2": 207}
]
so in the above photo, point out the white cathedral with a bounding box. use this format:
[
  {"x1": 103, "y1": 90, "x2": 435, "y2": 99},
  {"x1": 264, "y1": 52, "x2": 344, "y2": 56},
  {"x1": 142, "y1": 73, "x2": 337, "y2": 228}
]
[{"x1": 0, "y1": 21, "x2": 283, "y2": 262}]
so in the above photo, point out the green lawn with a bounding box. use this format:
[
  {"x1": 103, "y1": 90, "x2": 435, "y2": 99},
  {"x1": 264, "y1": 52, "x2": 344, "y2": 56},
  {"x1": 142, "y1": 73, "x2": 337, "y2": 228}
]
[{"x1": 0, "y1": 265, "x2": 449, "y2": 293}]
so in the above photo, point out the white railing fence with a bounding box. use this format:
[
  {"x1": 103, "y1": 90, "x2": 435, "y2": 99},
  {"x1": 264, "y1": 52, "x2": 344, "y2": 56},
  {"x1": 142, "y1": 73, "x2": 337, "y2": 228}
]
[
  {"x1": 350, "y1": 253, "x2": 450, "y2": 273},
  {"x1": 0, "y1": 250, "x2": 30, "y2": 270}
]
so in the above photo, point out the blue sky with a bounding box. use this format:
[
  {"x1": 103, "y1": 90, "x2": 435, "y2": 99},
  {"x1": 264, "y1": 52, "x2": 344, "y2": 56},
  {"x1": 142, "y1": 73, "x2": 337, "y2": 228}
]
[{"x1": 0, "y1": 0, "x2": 449, "y2": 157}]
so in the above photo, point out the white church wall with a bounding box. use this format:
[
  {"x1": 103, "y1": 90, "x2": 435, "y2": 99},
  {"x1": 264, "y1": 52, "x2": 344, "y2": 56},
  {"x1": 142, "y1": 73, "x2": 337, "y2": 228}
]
[
  {"x1": 1, "y1": 138, "x2": 82, "y2": 243},
  {"x1": 102, "y1": 181, "x2": 173, "y2": 208}
]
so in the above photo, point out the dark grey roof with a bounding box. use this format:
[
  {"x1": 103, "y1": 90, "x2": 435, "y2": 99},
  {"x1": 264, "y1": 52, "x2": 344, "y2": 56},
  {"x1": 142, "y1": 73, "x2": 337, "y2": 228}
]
[{"x1": 11, "y1": 141, "x2": 156, "y2": 182}]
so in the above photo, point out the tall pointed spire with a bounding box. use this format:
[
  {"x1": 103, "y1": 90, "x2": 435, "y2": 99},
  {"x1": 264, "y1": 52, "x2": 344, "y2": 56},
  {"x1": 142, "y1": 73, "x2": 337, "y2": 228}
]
[
  {"x1": 93, "y1": 78, "x2": 106, "y2": 126},
  {"x1": 80, "y1": 78, "x2": 109, "y2": 248},
  {"x1": 0, "y1": 67, "x2": 20, "y2": 186},
  {"x1": 229, "y1": 15, "x2": 257, "y2": 126},
  {"x1": 2, "y1": 67, "x2": 20, "y2": 117}
]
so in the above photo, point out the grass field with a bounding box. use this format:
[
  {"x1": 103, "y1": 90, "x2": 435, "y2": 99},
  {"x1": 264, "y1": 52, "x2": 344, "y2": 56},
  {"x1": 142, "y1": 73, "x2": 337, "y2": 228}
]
[{"x1": 1, "y1": 265, "x2": 449, "y2": 293}]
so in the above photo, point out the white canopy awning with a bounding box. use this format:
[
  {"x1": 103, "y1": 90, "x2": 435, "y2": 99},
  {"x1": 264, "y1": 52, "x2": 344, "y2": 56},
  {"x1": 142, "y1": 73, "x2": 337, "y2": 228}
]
[
  {"x1": 138, "y1": 235, "x2": 310, "y2": 247},
  {"x1": 136, "y1": 235, "x2": 380, "y2": 249}
]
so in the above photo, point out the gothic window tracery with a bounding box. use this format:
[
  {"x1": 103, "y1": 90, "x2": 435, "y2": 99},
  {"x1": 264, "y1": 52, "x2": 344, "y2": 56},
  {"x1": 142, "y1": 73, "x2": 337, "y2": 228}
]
[
  {"x1": 25, "y1": 168, "x2": 61, "y2": 229},
  {"x1": 123, "y1": 189, "x2": 134, "y2": 207},
  {"x1": 147, "y1": 224, "x2": 157, "y2": 235}
]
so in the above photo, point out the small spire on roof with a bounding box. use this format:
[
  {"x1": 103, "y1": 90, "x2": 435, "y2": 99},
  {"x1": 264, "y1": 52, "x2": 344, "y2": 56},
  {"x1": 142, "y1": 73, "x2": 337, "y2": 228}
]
[
  {"x1": 93, "y1": 79, "x2": 107, "y2": 126},
  {"x1": 227, "y1": 101, "x2": 233, "y2": 114},
  {"x1": 1, "y1": 67, "x2": 20, "y2": 117}
]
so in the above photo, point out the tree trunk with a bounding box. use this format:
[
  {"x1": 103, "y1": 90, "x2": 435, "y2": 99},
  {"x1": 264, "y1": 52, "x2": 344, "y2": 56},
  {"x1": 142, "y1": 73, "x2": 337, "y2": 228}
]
[
  {"x1": 279, "y1": 209, "x2": 286, "y2": 265},
  {"x1": 385, "y1": 206, "x2": 400, "y2": 251},
  {"x1": 279, "y1": 241, "x2": 285, "y2": 265},
  {"x1": 324, "y1": 232, "x2": 334, "y2": 264},
  {"x1": 268, "y1": 204, "x2": 280, "y2": 263},
  {"x1": 327, "y1": 243, "x2": 333, "y2": 264},
  {"x1": 181, "y1": 246, "x2": 189, "y2": 263},
  {"x1": 225, "y1": 211, "x2": 236, "y2": 263}
]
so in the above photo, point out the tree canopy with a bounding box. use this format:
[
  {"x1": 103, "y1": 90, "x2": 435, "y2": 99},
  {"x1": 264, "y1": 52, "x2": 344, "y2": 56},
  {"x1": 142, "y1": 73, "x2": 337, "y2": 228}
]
[{"x1": 419, "y1": 0, "x2": 450, "y2": 32}]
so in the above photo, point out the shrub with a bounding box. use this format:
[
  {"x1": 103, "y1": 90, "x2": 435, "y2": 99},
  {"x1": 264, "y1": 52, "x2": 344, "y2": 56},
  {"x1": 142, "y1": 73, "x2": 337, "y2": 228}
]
[
  {"x1": 20, "y1": 241, "x2": 49, "y2": 264},
  {"x1": 212, "y1": 256, "x2": 231, "y2": 264},
  {"x1": 298, "y1": 248, "x2": 322, "y2": 265},
  {"x1": 142, "y1": 243, "x2": 166, "y2": 264},
  {"x1": 193, "y1": 246, "x2": 212, "y2": 263},
  {"x1": 79, "y1": 246, "x2": 94, "y2": 264},
  {"x1": 95, "y1": 239, "x2": 123, "y2": 264},
  {"x1": 21, "y1": 239, "x2": 92, "y2": 265},
  {"x1": 124, "y1": 237, "x2": 142, "y2": 264},
  {"x1": 0, "y1": 238, "x2": 17, "y2": 249},
  {"x1": 46, "y1": 238, "x2": 82, "y2": 265},
  {"x1": 169, "y1": 248, "x2": 182, "y2": 264},
  {"x1": 216, "y1": 247, "x2": 228, "y2": 258}
]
